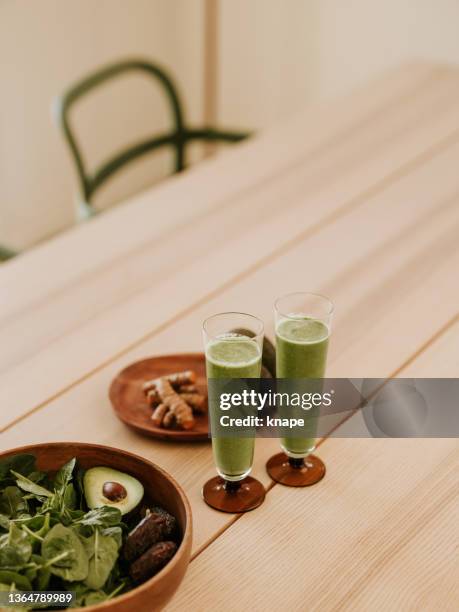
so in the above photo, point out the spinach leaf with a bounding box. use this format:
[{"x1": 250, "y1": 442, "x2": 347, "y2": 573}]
[
  {"x1": 83, "y1": 591, "x2": 109, "y2": 606},
  {"x1": 10, "y1": 471, "x2": 52, "y2": 499},
  {"x1": 27, "y1": 554, "x2": 52, "y2": 591},
  {"x1": 100, "y1": 526, "x2": 123, "y2": 549},
  {"x1": 102, "y1": 562, "x2": 129, "y2": 597},
  {"x1": 0, "y1": 455, "x2": 36, "y2": 485},
  {"x1": 34, "y1": 514, "x2": 51, "y2": 540},
  {"x1": 0, "y1": 515, "x2": 9, "y2": 531},
  {"x1": 27, "y1": 471, "x2": 47, "y2": 484},
  {"x1": 41, "y1": 524, "x2": 88, "y2": 582},
  {"x1": 11, "y1": 514, "x2": 47, "y2": 531},
  {"x1": 63, "y1": 483, "x2": 76, "y2": 509},
  {"x1": 20, "y1": 513, "x2": 52, "y2": 548},
  {"x1": 71, "y1": 584, "x2": 108, "y2": 608},
  {"x1": 0, "y1": 524, "x2": 32, "y2": 568},
  {"x1": 0, "y1": 569, "x2": 32, "y2": 590},
  {"x1": 53, "y1": 458, "x2": 76, "y2": 493},
  {"x1": 71, "y1": 581, "x2": 127, "y2": 608},
  {"x1": 83, "y1": 529, "x2": 119, "y2": 590},
  {"x1": 36, "y1": 564, "x2": 51, "y2": 590},
  {"x1": 74, "y1": 506, "x2": 122, "y2": 528},
  {"x1": 37, "y1": 460, "x2": 77, "y2": 524},
  {"x1": 41, "y1": 488, "x2": 78, "y2": 526},
  {"x1": 74, "y1": 467, "x2": 86, "y2": 510},
  {"x1": 0, "y1": 487, "x2": 28, "y2": 519}
]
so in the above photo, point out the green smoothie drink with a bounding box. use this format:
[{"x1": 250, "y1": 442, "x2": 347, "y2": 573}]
[
  {"x1": 267, "y1": 293, "x2": 333, "y2": 487},
  {"x1": 202, "y1": 313, "x2": 266, "y2": 513},
  {"x1": 206, "y1": 335, "x2": 261, "y2": 480},
  {"x1": 276, "y1": 317, "x2": 329, "y2": 457}
]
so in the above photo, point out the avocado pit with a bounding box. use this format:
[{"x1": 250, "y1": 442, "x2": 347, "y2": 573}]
[{"x1": 103, "y1": 480, "x2": 127, "y2": 502}]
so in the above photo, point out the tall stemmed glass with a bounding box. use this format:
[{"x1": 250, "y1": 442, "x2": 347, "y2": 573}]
[
  {"x1": 266, "y1": 292, "x2": 333, "y2": 486},
  {"x1": 202, "y1": 312, "x2": 266, "y2": 512}
]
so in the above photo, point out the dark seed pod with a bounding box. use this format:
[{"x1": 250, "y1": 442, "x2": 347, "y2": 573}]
[
  {"x1": 130, "y1": 541, "x2": 177, "y2": 584},
  {"x1": 150, "y1": 506, "x2": 177, "y2": 535},
  {"x1": 123, "y1": 510, "x2": 176, "y2": 562}
]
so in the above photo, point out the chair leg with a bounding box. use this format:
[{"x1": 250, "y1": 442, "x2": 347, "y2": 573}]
[
  {"x1": 76, "y1": 198, "x2": 97, "y2": 221},
  {"x1": 0, "y1": 245, "x2": 17, "y2": 261},
  {"x1": 175, "y1": 140, "x2": 186, "y2": 172}
]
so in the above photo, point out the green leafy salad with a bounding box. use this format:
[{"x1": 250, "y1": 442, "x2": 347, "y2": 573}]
[{"x1": 0, "y1": 454, "x2": 179, "y2": 609}]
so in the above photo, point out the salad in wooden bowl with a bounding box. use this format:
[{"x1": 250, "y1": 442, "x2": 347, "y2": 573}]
[{"x1": 0, "y1": 443, "x2": 192, "y2": 611}]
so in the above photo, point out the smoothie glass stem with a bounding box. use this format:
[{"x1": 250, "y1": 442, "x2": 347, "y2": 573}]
[{"x1": 224, "y1": 480, "x2": 241, "y2": 493}]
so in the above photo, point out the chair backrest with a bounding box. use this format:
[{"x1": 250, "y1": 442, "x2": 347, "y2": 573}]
[{"x1": 54, "y1": 58, "x2": 186, "y2": 208}]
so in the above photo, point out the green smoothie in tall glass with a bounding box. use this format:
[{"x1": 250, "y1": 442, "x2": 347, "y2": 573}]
[
  {"x1": 276, "y1": 317, "x2": 329, "y2": 457},
  {"x1": 206, "y1": 335, "x2": 261, "y2": 480}
]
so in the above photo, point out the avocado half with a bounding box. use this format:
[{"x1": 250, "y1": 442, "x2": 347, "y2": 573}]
[
  {"x1": 231, "y1": 327, "x2": 276, "y2": 377},
  {"x1": 84, "y1": 466, "x2": 144, "y2": 515}
]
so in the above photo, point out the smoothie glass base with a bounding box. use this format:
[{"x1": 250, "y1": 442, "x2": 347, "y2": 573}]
[
  {"x1": 202, "y1": 476, "x2": 266, "y2": 513},
  {"x1": 266, "y1": 452, "x2": 326, "y2": 487}
]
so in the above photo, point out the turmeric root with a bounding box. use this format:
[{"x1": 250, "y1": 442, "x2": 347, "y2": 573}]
[
  {"x1": 179, "y1": 393, "x2": 207, "y2": 414},
  {"x1": 155, "y1": 378, "x2": 195, "y2": 430},
  {"x1": 177, "y1": 384, "x2": 197, "y2": 393},
  {"x1": 168, "y1": 370, "x2": 196, "y2": 388},
  {"x1": 151, "y1": 403, "x2": 168, "y2": 427},
  {"x1": 162, "y1": 410, "x2": 176, "y2": 429},
  {"x1": 143, "y1": 370, "x2": 196, "y2": 393},
  {"x1": 147, "y1": 386, "x2": 206, "y2": 411},
  {"x1": 146, "y1": 388, "x2": 161, "y2": 405}
]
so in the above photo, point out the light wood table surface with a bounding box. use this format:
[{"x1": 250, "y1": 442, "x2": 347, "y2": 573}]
[{"x1": 1, "y1": 62, "x2": 458, "y2": 611}]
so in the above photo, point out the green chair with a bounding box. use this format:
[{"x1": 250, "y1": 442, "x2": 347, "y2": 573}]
[{"x1": 54, "y1": 58, "x2": 251, "y2": 219}]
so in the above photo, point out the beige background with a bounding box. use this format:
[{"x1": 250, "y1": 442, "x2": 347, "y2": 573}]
[
  {"x1": 0, "y1": 0, "x2": 204, "y2": 249},
  {"x1": 2, "y1": 0, "x2": 459, "y2": 250}
]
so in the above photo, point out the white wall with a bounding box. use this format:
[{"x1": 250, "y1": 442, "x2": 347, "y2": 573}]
[
  {"x1": 218, "y1": 0, "x2": 459, "y2": 125},
  {"x1": 218, "y1": 0, "x2": 318, "y2": 128},
  {"x1": 310, "y1": 0, "x2": 459, "y2": 101},
  {"x1": 0, "y1": 0, "x2": 204, "y2": 250},
  {"x1": 3, "y1": 0, "x2": 459, "y2": 250}
]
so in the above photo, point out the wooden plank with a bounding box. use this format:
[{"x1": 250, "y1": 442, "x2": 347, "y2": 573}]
[
  {"x1": 165, "y1": 318, "x2": 459, "y2": 610},
  {"x1": 2, "y1": 136, "x2": 459, "y2": 559},
  {"x1": 165, "y1": 437, "x2": 458, "y2": 611},
  {"x1": 401, "y1": 319, "x2": 459, "y2": 377},
  {"x1": 0, "y1": 63, "x2": 449, "y2": 338},
  {"x1": 2, "y1": 62, "x2": 437, "y2": 321},
  {"x1": 4, "y1": 67, "x2": 459, "y2": 426}
]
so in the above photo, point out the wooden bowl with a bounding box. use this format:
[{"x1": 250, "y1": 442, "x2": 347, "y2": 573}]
[{"x1": 0, "y1": 442, "x2": 192, "y2": 611}]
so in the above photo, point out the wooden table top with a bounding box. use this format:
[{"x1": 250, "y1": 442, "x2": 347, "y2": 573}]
[{"x1": 1, "y1": 62, "x2": 458, "y2": 611}]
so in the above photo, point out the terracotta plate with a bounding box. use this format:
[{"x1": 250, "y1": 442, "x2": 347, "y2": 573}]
[{"x1": 109, "y1": 353, "x2": 209, "y2": 442}]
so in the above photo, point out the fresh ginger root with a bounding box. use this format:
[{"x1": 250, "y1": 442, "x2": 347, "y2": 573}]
[{"x1": 155, "y1": 378, "x2": 195, "y2": 430}]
